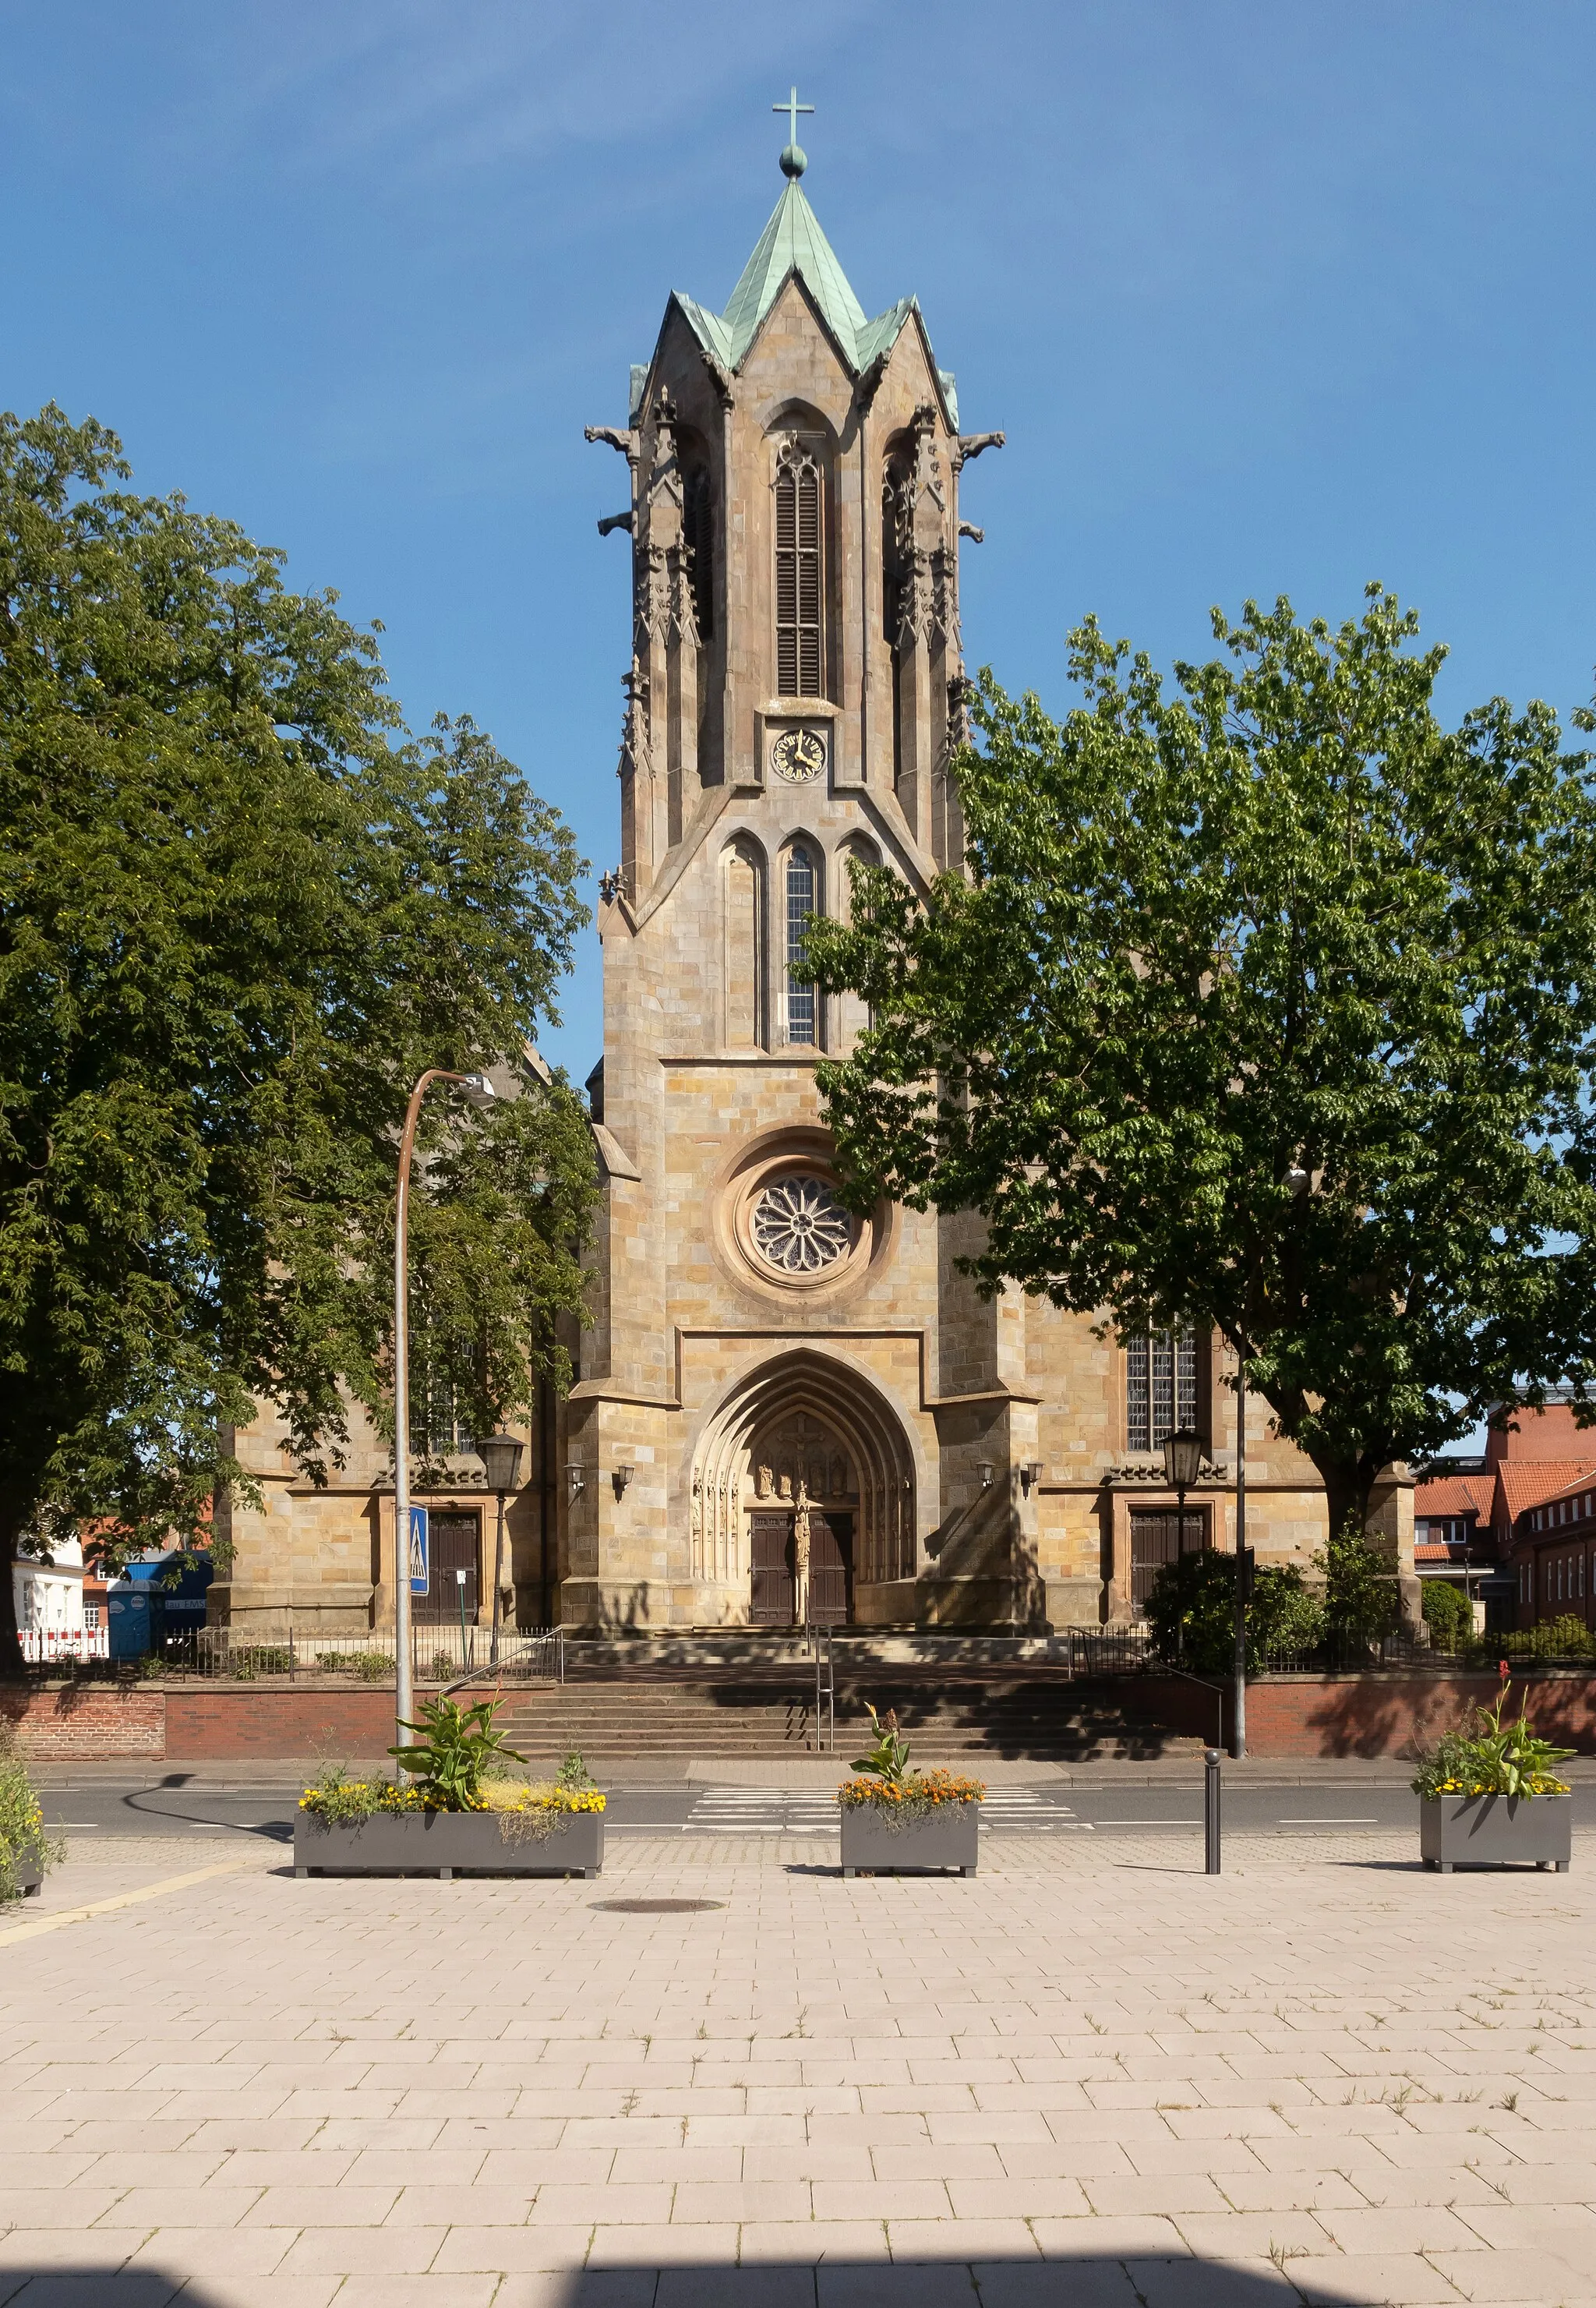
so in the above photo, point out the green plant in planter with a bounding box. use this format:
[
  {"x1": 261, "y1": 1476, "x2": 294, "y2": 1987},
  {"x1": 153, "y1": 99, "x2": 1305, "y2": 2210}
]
[
  {"x1": 851, "y1": 1702, "x2": 912, "y2": 1784},
  {"x1": 0, "y1": 1738, "x2": 62, "y2": 1900},
  {"x1": 389, "y1": 1695, "x2": 527, "y2": 1811},
  {"x1": 1412, "y1": 1678, "x2": 1575, "y2": 1800},
  {"x1": 556, "y1": 1748, "x2": 595, "y2": 1790},
  {"x1": 839, "y1": 1705, "x2": 985, "y2": 1832}
]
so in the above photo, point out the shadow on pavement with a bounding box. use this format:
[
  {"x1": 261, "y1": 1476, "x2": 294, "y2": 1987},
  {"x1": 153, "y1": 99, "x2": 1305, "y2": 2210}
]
[{"x1": 0, "y1": 2257, "x2": 1366, "y2": 2304}]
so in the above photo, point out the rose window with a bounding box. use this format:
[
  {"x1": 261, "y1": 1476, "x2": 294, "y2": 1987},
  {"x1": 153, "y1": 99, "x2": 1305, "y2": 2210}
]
[{"x1": 751, "y1": 1174, "x2": 853, "y2": 1274}]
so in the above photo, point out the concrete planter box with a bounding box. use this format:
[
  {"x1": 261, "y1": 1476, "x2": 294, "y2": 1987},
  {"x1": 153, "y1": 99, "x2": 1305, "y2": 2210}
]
[
  {"x1": 5, "y1": 1839, "x2": 44, "y2": 1898},
  {"x1": 1420, "y1": 1794, "x2": 1570, "y2": 1874},
  {"x1": 840, "y1": 1800, "x2": 980, "y2": 1877},
  {"x1": 294, "y1": 1809, "x2": 604, "y2": 1879}
]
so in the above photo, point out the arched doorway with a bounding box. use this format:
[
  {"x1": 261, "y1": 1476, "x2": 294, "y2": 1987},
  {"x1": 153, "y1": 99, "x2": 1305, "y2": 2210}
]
[{"x1": 690, "y1": 1352, "x2": 917, "y2": 1627}]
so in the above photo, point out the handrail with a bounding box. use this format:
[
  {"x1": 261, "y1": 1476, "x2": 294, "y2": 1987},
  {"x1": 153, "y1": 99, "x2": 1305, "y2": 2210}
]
[
  {"x1": 442, "y1": 1629, "x2": 563, "y2": 1697},
  {"x1": 806, "y1": 1621, "x2": 835, "y2": 1751}
]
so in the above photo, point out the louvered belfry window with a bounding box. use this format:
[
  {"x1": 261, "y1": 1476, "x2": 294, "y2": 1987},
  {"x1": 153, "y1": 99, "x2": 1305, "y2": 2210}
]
[{"x1": 775, "y1": 444, "x2": 822, "y2": 697}]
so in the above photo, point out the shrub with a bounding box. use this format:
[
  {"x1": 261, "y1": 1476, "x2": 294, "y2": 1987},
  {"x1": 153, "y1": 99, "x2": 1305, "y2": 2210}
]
[
  {"x1": 1144, "y1": 1552, "x2": 1323, "y2": 1674},
  {"x1": 1536, "y1": 1613, "x2": 1594, "y2": 1661},
  {"x1": 231, "y1": 1645, "x2": 293, "y2": 1679},
  {"x1": 1421, "y1": 1582, "x2": 1471, "y2": 1652},
  {"x1": 1316, "y1": 1521, "x2": 1397, "y2": 1651}
]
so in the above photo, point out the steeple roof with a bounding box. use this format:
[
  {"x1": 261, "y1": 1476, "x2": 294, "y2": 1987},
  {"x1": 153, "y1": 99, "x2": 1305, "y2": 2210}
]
[{"x1": 641, "y1": 175, "x2": 958, "y2": 424}]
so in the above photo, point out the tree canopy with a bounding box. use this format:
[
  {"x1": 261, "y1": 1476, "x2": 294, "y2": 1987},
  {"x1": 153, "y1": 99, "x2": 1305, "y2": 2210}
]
[
  {"x1": 809, "y1": 587, "x2": 1596, "y2": 1540},
  {"x1": 0, "y1": 405, "x2": 595, "y2": 1670}
]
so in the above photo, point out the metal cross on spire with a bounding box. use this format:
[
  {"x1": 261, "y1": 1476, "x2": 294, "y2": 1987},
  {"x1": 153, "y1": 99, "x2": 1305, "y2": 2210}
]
[{"x1": 772, "y1": 83, "x2": 814, "y2": 179}]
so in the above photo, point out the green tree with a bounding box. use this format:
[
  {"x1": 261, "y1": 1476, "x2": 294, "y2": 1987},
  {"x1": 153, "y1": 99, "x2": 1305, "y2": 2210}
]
[
  {"x1": 0, "y1": 405, "x2": 595, "y2": 1674},
  {"x1": 810, "y1": 587, "x2": 1596, "y2": 1555}
]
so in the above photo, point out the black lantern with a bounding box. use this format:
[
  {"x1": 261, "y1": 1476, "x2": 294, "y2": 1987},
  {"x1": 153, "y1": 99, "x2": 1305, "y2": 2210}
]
[
  {"x1": 478, "y1": 1433, "x2": 524, "y2": 1495},
  {"x1": 1161, "y1": 1429, "x2": 1205, "y2": 1493}
]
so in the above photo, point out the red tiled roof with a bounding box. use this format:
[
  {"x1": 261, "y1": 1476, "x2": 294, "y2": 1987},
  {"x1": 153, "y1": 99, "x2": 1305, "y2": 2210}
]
[
  {"x1": 1496, "y1": 1459, "x2": 1596, "y2": 1526},
  {"x1": 1414, "y1": 1543, "x2": 1457, "y2": 1561},
  {"x1": 1414, "y1": 1474, "x2": 1495, "y2": 1521}
]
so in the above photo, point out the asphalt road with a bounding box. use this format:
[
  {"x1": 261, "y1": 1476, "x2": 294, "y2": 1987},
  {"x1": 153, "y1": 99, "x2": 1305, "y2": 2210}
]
[{"x1": 40, "y1": 1776, "x2": 1596, "y2": 1846}]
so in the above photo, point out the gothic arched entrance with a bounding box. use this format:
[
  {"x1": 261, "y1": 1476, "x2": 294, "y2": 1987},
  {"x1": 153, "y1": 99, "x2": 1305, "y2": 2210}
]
[{"x1": 690, "y1": 1352, "x2": 917, "y2": 1628}]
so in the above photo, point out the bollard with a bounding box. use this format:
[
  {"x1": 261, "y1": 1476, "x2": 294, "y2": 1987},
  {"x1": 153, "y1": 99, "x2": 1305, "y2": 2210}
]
[{"x1": 1204, "y1": 1747, "x2": 1222, "y2": 1875}]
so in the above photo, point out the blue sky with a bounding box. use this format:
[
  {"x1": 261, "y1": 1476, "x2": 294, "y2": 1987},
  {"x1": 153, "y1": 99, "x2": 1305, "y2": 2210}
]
[{"x1": 5, "y1": 2, "x2": 1594, "y2": 1079}]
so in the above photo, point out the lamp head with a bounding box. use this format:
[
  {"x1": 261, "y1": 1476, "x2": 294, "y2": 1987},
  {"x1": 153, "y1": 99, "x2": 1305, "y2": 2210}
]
[
  {"x1": 1162, "y1": 1427, "x2": 1205, "y2": 1493},
  {"x1": 460, "y1": 1072, "x2": 497, "y2": 1108},
  {"x1": 477, "y1": 1432, "x2": 524, "y2": 1494},
  {"x1": 612, "y1": 1463, "x2": 634, "y2": 1500},
  {"x1": 566, "y1": 1465, "x2": 586, "y2": 1502},
  {"x1": 977, "y1": 1461, "x2": 994, "y2": 1490}
]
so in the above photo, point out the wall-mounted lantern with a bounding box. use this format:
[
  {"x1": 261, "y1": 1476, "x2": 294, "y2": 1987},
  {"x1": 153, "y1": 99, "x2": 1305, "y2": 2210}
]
[
  {"x1": 1021, "y1": 1460, "x2": 1044, "y2": 1497},
  {"x1": 612, "y1": 1463, "x2": 634, "y2": 1501},
  {"x1": 567, "y1": 1465, "x2": 587, "y2": 1502},
  {"x1": 978, "y1": 1461, "x2": 994, "y2": 1490}
]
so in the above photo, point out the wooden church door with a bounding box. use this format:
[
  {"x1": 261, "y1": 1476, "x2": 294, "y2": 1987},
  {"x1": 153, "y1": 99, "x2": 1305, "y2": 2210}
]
[{"x1": 750, "y1": 1512, "x2": 794, "y2": 1624}]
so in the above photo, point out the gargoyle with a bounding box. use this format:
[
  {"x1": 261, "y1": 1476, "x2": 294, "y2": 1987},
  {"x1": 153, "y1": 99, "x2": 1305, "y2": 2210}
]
[
  {"x1": 584, "y1": 426, "x2": 635, "y2": 454},
  {"x1": 597, "y1": 511, "x2": 634, "y2": 537},
  {"x1": 954, "y1": 430, "x2": 1006, "y2": 467}
]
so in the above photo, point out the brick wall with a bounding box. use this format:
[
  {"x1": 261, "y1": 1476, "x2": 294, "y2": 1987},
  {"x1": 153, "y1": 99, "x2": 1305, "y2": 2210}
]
[
  {"x1": 1, "y1": 1683, "x2": 165, "y2": 1758},
  {"x1": 164, "y1": 1686, "x2": 397, "y2": 1761},
  {"x1": 1139, "y1": 1669, "x2": 1596, "y2": 1759}
]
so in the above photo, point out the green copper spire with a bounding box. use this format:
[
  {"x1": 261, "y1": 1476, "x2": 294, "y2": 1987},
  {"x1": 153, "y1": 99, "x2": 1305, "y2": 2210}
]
[
  {"x1": 642, "y1": 106, "x2": 959, "y2": 426},
  {"x1": 720, "y1": 178, "x2": 870, "y2": 365}
]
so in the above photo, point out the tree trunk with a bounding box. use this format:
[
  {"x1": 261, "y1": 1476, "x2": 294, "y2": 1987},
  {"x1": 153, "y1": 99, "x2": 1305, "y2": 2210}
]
[{"x1": 0, "y1": 1498, "x2": 26, "y2": 1682}]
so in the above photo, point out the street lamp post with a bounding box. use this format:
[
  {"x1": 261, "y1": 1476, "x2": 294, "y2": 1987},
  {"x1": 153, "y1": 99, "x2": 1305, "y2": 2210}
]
[
  {"x1": 392, "y1": 1068, "x2": 496, "y2": 1765},
  {"x1": 478, "y1": 1432, "x2": 525, "y2": 1666},
  {"x1": 1232, "y1": 1356, "x2": 1252, "y2": 1760},
  {"x1": 1161, "y1": 1426, "x2": 1206, "y2": 1664}
]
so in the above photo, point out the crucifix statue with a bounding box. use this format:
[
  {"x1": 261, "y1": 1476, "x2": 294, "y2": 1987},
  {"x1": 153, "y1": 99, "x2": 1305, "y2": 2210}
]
[{"x1": 772, "y1": 84, "x2": 814, "y2": 180}]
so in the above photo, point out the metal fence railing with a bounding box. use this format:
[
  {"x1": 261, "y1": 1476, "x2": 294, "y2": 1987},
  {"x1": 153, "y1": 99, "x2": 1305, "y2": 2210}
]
[
  {"x1": 146, "y1": 1621, "x2": 563, "y2": 1685},
  {"x1": 1054, "y1": 1624, "x2": 1156, "y2": 1677}
]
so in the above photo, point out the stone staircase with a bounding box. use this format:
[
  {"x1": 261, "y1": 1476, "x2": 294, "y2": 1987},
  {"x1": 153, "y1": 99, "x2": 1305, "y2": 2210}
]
[{"x1": 495, "y1": 1654, "x2": 1202, "y2": 1765}]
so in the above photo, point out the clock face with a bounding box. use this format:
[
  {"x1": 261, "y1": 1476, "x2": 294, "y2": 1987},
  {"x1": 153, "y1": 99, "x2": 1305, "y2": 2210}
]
[{"x1": 769, "y1": 725, "x2": 828, "y2": 785}]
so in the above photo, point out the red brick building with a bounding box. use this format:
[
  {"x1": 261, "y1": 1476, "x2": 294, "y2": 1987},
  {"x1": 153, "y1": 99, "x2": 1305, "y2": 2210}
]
[{"x1": 1415, "y1": 1394, "x2": 1596, "y2": 1633}]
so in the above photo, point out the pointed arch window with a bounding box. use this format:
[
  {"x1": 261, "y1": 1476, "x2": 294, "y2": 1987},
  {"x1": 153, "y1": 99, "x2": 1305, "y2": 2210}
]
[
  {"x1": 786, "y1": 843, "x2": 817, "y2": 1045},
  {"x1": 775, "y1": 443, "x2": 823, "y2": 697}
]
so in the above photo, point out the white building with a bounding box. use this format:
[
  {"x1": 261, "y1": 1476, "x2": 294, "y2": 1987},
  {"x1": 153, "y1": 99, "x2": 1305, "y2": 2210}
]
[{"x1": 13, "y1": 1536, "x2": 100, "y2": 1662}]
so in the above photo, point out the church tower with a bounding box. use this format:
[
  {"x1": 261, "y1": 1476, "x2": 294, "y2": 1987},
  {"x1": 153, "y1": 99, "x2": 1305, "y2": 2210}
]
[{"x1": 560, "y1": 106, "x2": 1037, "y2": 1632}]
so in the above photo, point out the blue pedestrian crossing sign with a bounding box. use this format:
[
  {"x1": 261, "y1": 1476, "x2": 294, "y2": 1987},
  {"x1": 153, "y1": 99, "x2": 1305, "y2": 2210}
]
[{"x1": 408, "y1": 1505, "x2": 429, "y2": 1595}]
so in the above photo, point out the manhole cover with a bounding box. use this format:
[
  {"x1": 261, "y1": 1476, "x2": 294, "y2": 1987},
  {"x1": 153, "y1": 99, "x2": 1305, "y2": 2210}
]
[{"x1": 588, "y1": 1897, "x2": 725, "y2": 1914}]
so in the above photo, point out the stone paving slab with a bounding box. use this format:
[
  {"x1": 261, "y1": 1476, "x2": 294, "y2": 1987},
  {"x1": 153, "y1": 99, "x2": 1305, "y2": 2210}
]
[{"x1": 4, "y1": 1831, "x2": 1596, "y2": 2303}]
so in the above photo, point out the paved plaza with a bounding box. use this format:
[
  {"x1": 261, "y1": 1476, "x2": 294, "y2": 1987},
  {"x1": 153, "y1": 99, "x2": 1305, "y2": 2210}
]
[{"x1": 4, "y1": 1819, "x2": 1596, "y2": 2306}]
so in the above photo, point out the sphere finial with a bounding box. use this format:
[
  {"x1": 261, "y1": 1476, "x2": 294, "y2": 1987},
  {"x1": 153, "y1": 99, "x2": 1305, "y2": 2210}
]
[{"x1": 772, "y1": 85, "x2": 814, "y2": 181}]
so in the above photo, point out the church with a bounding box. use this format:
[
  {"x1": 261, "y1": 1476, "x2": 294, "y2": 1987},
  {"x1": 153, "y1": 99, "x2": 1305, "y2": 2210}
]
[{"x1": 214, "y1": 117, "x2": 1412, "y2": 1642}]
